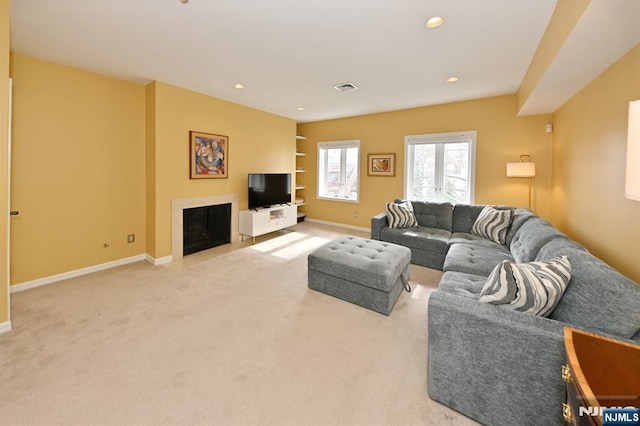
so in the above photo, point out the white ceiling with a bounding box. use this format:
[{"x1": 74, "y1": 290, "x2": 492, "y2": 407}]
[{"x1": 8, "y1": 0, "x2": 639, "y2": 123}]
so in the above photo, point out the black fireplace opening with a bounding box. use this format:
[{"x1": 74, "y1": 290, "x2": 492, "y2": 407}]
[{"x1": 183, "y1": 203, "x2": 231, "y2": 256}]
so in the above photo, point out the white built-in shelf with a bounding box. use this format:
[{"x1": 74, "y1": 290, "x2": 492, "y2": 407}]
[{"x1": 296, "y1": 134, "x2": 306, "y2": 215}]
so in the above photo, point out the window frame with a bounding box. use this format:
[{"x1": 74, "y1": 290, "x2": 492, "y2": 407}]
[
  {"x1": 404, "y1": 131, "x2": 477, "y2": 204},
  {"x1": 317, "y1": 139, "x2": 361, "y2": 203}
]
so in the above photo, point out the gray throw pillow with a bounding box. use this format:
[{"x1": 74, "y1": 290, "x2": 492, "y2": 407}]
[
  {"x1": 479, "y1": 256, "x2": 572, "y2": 317},
  {"x1": 385, "y1": 202, "x2": 418, "y2": 228},
  {"x1": 471, "y1": 206, "x2": 513, "y2": 245}
]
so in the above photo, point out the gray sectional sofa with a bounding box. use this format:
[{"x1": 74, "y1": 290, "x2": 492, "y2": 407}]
[{"x1": 371, "y1": 201, "x2": 640, "y2": 426}]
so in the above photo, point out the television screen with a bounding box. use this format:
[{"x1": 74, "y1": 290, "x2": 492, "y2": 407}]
[{"x1": 248, "y1": 173, "x2": 292, "y2": 209}]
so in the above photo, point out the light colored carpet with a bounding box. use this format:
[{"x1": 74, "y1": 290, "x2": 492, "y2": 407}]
[{"x1": 0, "y1": 222, "x2": 477, "y2": 425}]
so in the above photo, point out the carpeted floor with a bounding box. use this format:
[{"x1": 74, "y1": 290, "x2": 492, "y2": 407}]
[{"x1": 0, "y1": 222, "x2": 477, "y2": 425}]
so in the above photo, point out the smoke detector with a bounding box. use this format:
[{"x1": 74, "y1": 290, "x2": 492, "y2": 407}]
[{"x1": 333, "y1": 82, "x2": 358, "y2": 92}]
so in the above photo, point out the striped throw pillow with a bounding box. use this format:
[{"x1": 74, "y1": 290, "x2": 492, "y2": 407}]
[
  {"x1": 471, "y1": 206, "x2": 513, "y2": 245},
  {"x1": 479, "y1": 256, "x2": 572, "y2": 317},
  {"x1": 385, "y1": 202, "x2": 418, "y2": 228}
]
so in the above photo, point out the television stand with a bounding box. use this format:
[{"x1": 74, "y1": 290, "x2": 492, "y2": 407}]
[{"x1": 239, "y1": 205, "x2": 298, "y2": 243}]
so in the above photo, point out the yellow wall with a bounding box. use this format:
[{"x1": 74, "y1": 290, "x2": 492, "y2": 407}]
[
  {"x1": 1, "y1": 0, "x2": 10, "y2": 324},
  {"x1": 7, "y1": 55, "x2": 295, "y2": 282},
  {"x1": 552, "y1": 43, "x2": 640, "y2": 282},
  {"x1": 9, "y1": 54, "x2": 146, "y2": 284},
  {"x1": 148, "y1": 82, "x2": 296, "y2": 259},
  {"x1": 298, "y1": 95, "x2": 553, "y2": 228},
  {"x1": 145, "y1": 82, "x2": 157, "y2": 258}
]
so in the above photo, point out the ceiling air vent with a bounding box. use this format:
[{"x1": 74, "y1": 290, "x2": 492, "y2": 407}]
[{"x1": 333, "y1": 82, "x2": 358, "y2": 92}]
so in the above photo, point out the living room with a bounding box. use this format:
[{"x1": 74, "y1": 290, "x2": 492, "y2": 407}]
[{"x1": 0, "y1": 0, "x2": 639, "y2": 424}]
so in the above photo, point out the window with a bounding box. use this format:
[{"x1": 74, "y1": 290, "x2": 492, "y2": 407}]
[
  {"x1": 317, "y1": 140, "x2": 360, "y2": 202},
  {"x1": 404, "y1": 131, "x2": 476, "y2": 204}
]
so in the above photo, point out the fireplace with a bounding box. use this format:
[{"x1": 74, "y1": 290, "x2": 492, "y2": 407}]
[
  {"x1": 182, "y1": 204, "x2": 231, "y2": 256},
  {"x1": 171, "y1": 194, "x2": 239, "y2": 261}
]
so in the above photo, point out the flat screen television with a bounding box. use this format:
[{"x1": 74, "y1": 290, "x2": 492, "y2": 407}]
[{"x1": 248, "y1": 173, "x2": 292, "y2": 209}]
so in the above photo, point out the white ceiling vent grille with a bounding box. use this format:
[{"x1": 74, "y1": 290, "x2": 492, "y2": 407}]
[{"x1": 333, "y1": 82, "x2": 358, "y2": 92}]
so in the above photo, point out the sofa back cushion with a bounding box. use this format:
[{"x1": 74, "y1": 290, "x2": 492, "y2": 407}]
[
  {"x1": 535, "y1": 237, "x2": 588, "y2": 260},
  {"x1": 509, "y1": 217, "x2": 568, "y2": 263},
  {"x1": 505, "y1": 209, "x2": 536, "y2": 246},
  {"x1": 452, "y1": 204, "x2": 513, "y2": 233},
  {"x1": 539, "y1": 243, "x2": 640, "y2": 340},
  {"x1": 451, "y1": 204, "x2": 484, "y2": 233},
  {"x1": 409, "y1": 201, "x2": 453, "y2": 231}
]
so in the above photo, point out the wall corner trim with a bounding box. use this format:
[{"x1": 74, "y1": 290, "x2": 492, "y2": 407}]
[
  {"x1": 0, "y1": 321, "x2": 12, "y2": 335},
  {"x1": 304, "y1": 218, "x2": 371, "y2": 234},
  {"x1": 145, "y1": 254, "x2": 172, "y2": 266},
  {"x1": 10, "y1": 254, "x2": 147, "y2": 293}
]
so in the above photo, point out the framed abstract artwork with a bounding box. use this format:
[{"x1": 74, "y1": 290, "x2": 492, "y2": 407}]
[
  {"x1": 367, "y1": 153, "x2": 395, "y2": 177},
  {"x1": 189, "y1": 131, "x2": 228, "y2": 179}
]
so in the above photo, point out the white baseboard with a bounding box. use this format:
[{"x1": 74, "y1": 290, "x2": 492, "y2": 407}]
[
  {"x1": 304, "y1": 218, "x2": 371, "y2": 234},
  {"x1": 11, "y1": 254, "x2": 147, "y2": 293},
  {"x1": 0, "y1": 320, "x2": 12, "y2": 335},
  {"x1": 145, "y1": 254, "x2": 173, "y2": 266}
]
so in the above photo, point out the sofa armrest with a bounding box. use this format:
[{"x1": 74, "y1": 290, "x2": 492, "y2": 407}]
[
  {"x1": 427, "y1": 290, "x2": 567, "y2": 426},
  {"x1": 371, "y1": 212, "x2": 388, "y2": 240}
]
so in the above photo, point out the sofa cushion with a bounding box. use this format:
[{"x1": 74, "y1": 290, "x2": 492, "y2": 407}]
[
  {"x1": 549, "y1": 247, "x2": 640, "y2": 339},
  {"x1": 443, "y1": 243, "x2": 514, "y2": 276},
  {"x1": 535, "y1": 237, "x2": 589, "y2": 261},
  {"x1": 380, "y1": 226, "x2": 450, "y2": 254},
  {"x1": 449, "y1": 232, "x2": 500, "y2": 248},
  {"x1": 410, "y1": 201, "x2": 453, "y2": 231},
  {"x1": 385, "y1": 201, "x2": 418, "y2": 228},
  {"x1": 451, "y1": 204, "x2": 484, "y2": 233},
  {"x1": 509, "y1": 217, "x2": 568, "y2": 263},
  {"x1": 438, "y1": 271, "x2": 486, "y2": 299},
  {"x1": 505, "y1": 209, "x2": 537, "y2": 246},
  {"x1": 471, "y1": 206, "x2": 513, "y2": 245},
  {"x1": 478, "y1": 256, "x2": 572, "y2": 317},
  {"x1": 451, "y1": 204, "x2": 512, "y2": 233}
]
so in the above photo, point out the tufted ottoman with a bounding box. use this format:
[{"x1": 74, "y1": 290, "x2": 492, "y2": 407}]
[{"x1": 307, "y1": 235, "x2": 412, "y2": 315}]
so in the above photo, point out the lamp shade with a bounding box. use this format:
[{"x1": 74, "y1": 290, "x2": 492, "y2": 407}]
[
  {"x1": 626, "y1": 100, "x2": 640, "y2": 201},
  {"x1": 506, "y1": 161, "x2": 536, "y2": 178}
]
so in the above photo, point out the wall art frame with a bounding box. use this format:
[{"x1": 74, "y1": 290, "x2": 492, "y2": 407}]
[
  {"x1": 367, "y1": 153, "x2": 395, "y2": 177},
  {"x1": 189, "y1": 131, "x2": 228, "y2": 179}
]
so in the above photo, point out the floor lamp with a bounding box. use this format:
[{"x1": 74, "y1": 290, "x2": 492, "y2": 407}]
[{"x1": 507, "y1": 155, "x2": 536, "y2": 209}]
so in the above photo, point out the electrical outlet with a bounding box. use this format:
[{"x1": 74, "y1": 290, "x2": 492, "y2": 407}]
[{"x1": 127, "y1": 233, "x2": 135, "y2": 244}]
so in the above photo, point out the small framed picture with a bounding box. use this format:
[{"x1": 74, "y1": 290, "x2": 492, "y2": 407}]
[
  {"x1": 367, "y1": 153, "x2": 395, "y2": 177},
  {"x1": 189, "y1": 131, "x2": 228, "y2": 179}
]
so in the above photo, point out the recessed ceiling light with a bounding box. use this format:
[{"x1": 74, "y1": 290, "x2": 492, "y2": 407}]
[
  {"x1": 234, "y1": 83, "x2": 244, "y2": 89},
  {"x1": 297, "y1": 107, "x2": 305, "y2": 111},
  {"x1": 447, "y1": 76, "x2": 459, "y2": 83},
  {"x1": 426, "y1": 16, "x2": 444, "y2": 28},
  {"x1": 179, "y1": 0, "x2": 189, "y2": 4}
]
